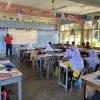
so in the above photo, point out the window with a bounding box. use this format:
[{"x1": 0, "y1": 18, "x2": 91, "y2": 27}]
[{"x1": 60, "y1": 23, "x2": 81, "y2": 45}]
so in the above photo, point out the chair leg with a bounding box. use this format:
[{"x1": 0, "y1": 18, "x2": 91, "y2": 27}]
[{"x1": 71, "y1": 79, "x2": 73, "y2": 92}]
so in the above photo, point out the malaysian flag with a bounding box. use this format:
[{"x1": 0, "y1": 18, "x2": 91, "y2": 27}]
[
  {"x1": 16, "y1": 8, "x2": 23, "y2": 22},
  {"x1": 55, "y1": 13, "x2": 61, "y2": 25},
  {"x1": 92, "y1": 16, "x2": 100, "y2": 25}
]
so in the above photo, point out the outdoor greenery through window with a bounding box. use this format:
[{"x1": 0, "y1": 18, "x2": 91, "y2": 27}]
[
  {"x1": 60, "y1": 20, "x2": 100, "y2": 47},
  {"x1": 60, "y1": 23, "x2": 81, "y2": 45}
]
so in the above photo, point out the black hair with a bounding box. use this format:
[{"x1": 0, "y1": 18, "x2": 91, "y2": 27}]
[
  {"x1": 82, "y1": 42, "x2": 85, "y2": 46},
  {"x1": 48, "y1": 42, "x2": 51, "y2": 45},
  {"x1": 7, "y1": 33, "x2": 9, "y2": 37},
  {"x1": 72, "y1": 41, "x2": 75, "y2": 45}
]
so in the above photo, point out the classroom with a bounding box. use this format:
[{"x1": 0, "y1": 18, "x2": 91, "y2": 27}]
[{"x1": 0, "y1": 0, "x2": 100, "y2": 100}]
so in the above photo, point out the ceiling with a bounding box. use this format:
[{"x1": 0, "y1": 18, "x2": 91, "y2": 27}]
[{"x1": 0, "y1": 0, "x2": 100, "y2": 15}]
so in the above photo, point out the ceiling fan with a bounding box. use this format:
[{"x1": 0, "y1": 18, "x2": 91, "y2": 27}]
[{"x1": 51, "y1": 0, "x2": 67, "y2": 11}]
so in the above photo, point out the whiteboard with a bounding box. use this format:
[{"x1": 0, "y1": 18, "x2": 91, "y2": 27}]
[{"x1": 8, "y1": 29, "x2": 37, "y2": 44}]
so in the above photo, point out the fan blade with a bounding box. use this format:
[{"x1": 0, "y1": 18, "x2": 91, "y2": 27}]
[{"x1": 54, "y1": 5, "x2": 67, "y2": 10}]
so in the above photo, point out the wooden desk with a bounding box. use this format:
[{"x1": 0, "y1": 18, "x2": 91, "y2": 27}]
[{"x1": 82, "y1": 70, "x2": 100, "y2": 100}]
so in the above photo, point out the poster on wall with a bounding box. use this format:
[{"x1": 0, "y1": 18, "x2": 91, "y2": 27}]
[{"x1": 8, "y1": 29, "x2": 37, "y2": 44}]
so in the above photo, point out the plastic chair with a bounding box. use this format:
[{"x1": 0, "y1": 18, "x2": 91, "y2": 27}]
[{"x1": 1, "y1": 91, "x2": 7, "y2": 100}]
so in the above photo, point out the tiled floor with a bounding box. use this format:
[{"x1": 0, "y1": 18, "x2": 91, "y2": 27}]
[{"x1": 10, "y1": 56, "x2": 84, "y2": 100}]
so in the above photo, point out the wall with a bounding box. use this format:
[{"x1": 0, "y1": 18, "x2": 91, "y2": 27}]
[{"x1": 0, "y1": 20, "x2": 59, "y2": 52}]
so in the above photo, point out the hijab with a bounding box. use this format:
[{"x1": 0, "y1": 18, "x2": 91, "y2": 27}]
[
  {"x1": 69, "y1": 46, "x2": 84, "y2": 73},
  {"x1": 86, "y1": 49, "x2": 100, "y2": 70}
]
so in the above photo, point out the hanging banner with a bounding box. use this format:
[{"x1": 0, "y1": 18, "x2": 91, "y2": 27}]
[
  {"x1": 16, "y1": 8, "x2": 23, "y2": 22},
  {"x1": 55, "y1": 13, "x2": 61, "y2": 25}
]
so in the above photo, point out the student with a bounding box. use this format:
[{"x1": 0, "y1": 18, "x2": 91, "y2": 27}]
[
  {"x1": 86, "y1": 42, "x2": 90, "y2": 49},
  {"x1": 66, "y1": 41, "x2": 70, "y2": 47},
  {"x1": 64, "y1": 46, "x2": 84, "y2": 78},
  {"x1": 4, "y1": 33, "x2": 13, "y2": 57},
  {"x1": 26, "y1": 43, "x2": 33, "y2": 50},
  {"x1": 84, "y1": 49, "x2": 100, "y2": 71},
  {"x1": 71, "y1": 41, "x2": 77, "y2": 50},
  {"x1": 81, "y1": 42, "x2": 85, "y2": 48},
  {"x1": 45, "y1": 42, "x2": 53, "y2": 52},
  {"x1": 72, "y1": 41, "x2": 75, "y2": 46},
  {"x1": 64, "y1": 48, "x2": 72, "y2": 59}
]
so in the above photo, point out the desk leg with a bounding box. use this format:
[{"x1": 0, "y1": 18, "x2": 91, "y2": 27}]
[
  {"x1": 65, "y1": 68, "x2": 68, "y2": 92},
  {"x1": 58, "y1": 66, "x2": 60, "y2": 85},
  {"x1": 0, "y1": 86, "x2": 1, "y2": 100},
  {"x1": 18, "y1": 78, "x2": 22, "y2": 100},
  {"x1": 39, "y1": 59, "x2": 43, "y2": 79}
]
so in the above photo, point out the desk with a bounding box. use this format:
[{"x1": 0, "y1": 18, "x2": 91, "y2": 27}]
[
  {"x1": 36, "y1": 53, "x2": 64, "y2": 79},
  {"x1": 0, "y1": 59, "x2": 22, "y2": 100},
  {"x1": 0, "y1": 68, "x2": 22, "y2": 100},
  {"x1": 58, "y1": 60, "x2": 68, "y2": 92},
  {"x1": 82, "y1": 70, "x2": 100, "y2": 100}
]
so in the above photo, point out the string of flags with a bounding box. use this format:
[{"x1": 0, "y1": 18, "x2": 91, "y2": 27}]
[{"x1": 0, "y1": 26, "x2": 58, "y2": 32}]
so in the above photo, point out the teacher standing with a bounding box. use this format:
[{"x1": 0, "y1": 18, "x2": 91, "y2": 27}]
[{"x1": 4, "y1": 33, "x2": 13, "y2": 57}]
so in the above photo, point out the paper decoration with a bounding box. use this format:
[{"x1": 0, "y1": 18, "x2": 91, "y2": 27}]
[{"x1": 16, "y1": 8, "x2": 23, "y2": 22}]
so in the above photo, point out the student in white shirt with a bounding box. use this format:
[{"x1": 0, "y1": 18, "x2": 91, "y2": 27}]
[
  {"x1": 27, "y1": 43, "x2": 33, "y2": 50},
  {"x1": 45, "y1": 42, "x2": 53, "y2": 52}
]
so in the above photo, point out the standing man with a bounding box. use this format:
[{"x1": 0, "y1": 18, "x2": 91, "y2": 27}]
[{"x1": 4, "y1": 33, "x2": 13, "y2": 57}]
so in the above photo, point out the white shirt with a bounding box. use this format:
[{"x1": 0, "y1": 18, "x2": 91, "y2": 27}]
[
  {"x1": 85, "y1": 49, "x2": 100, "y2": 70},
  {"x1": 69, "y1": 47, "x2": 84, "y2": 73},
  {"x1": 45, "y1": 44, "x2": 53, "y2": 52}
]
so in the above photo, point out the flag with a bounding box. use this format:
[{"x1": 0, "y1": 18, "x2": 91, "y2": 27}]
[
  {"x1": 92, "y1": 16, "x2": 100, "y2": 25},
  {"x1": 55, "y1": 13, "x2": 61, "y2": 25},
  {"x1": 16, "y1": 8, "x2": 23, "y2": 22}
]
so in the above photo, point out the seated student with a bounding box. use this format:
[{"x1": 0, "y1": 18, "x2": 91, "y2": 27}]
[
  {"x1": 81, "y1": 42, "x2": 85, "y2": 48},
  {"x1": 64, "y1": 46, "x2": 84, "y2": 78},
  {"x1": 64, "y1": 48, "x2": 72, "y2": 60},
  {"x1": 71, "y1": 41, "x2": 78, "y2": 50},
  {"x1": 45, "y1": 42, "x2": 53, "y2": 52},
  {"x1": 84, "y1": 49, "x2": 100, "y2": 71},
  {"x1": 86, "y1": 42, "x2": 90, "y2": 49},
  {"x1": 26, "y1": 43, "x2": 33, "y2": 50}
]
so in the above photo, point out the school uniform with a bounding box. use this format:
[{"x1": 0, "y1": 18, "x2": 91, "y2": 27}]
[
  {"x1": 26, "y1": 44, "x2": 33, "y2": 50},
  {"x1": 45, "y1": 44, "x2": 53, "y2": 52},
  {"x1": 64, "y1": 46, "x2": 84, "y2": 78},
  {"x1": 85, "y1": 49, "x2": 100, "y2": 71}
]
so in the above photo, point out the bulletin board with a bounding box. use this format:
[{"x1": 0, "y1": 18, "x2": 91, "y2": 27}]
[{"x1": 8, "y1": 29, "x2": 37, "y2": 44}]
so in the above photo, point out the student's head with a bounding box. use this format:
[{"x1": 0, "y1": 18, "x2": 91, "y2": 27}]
[
  {"x1": 66, "y1": 41, "x2": 70, "y2": 47},
  {"x1": 7, "y1": 33, "x2": 9, "y2": 37},
  {"x1": 48, "y1": 42, "x2": 51, "y2": 46},
  {"x1": 66, "y1": 41, "x2": 69, "y2": 44},
  {"x1": 82, "y1": 42, "x2": 85, "y2": 46},
  {"x1": 86, "y1": 42, "x2": 89, "y2": 46},
  {"x1": 72, "y1": 41, "x2": 75, "y2": 46}
]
